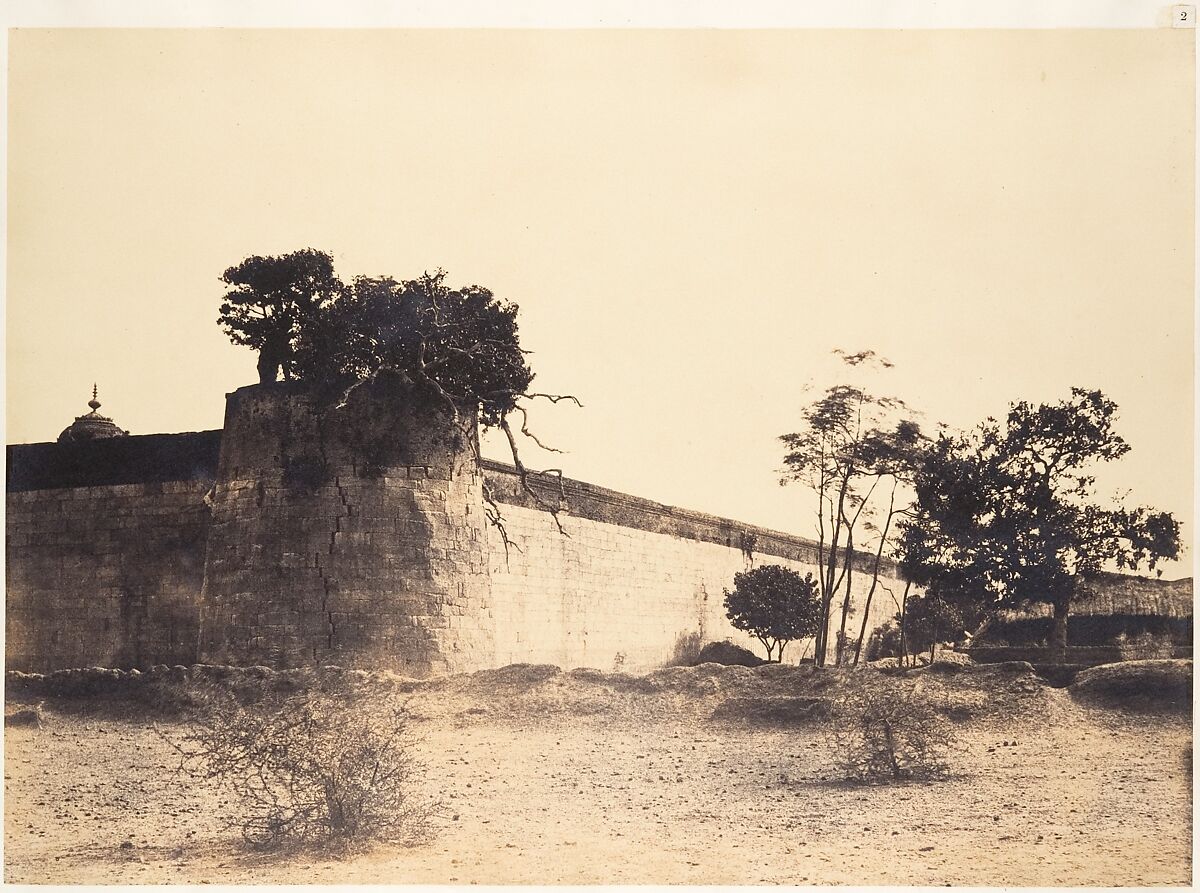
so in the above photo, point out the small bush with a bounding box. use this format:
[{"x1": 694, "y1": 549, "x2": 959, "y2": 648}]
[
  {"x1": 865, "y1": 621, "x2": 903, "y2": 662},
  {"x1": 828, "y1": 673, "x2": 955, "y2": 782},
  {"x1": 159, "y1": 680, "x2": 438, "y2": 851},
  {"x1": 669, "y1": 631, "x2": 703, "y2": 666}
]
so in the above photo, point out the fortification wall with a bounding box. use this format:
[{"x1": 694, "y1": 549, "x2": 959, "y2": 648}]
[
  {"x1": 7, "y1": 399, "x2": 906, "y2": 675},
  {"x1": 5, "y1": 481, "x2": 209, "y2": 672},
  {"x1": 198, "y1": 383, "x2": 494, "y2": 676},
  {"x1": 484, "y1": 463, "x2": 905, "y2": 670}
]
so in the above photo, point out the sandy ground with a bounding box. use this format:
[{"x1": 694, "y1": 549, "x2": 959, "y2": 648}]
[{"x1": 3, "y1": 663, "x2": 1192, "y2": 886}]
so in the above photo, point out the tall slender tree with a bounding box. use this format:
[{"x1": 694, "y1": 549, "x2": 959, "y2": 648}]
[{"x1": 780, "y1": 351, "x2": 926, "y2": 666}]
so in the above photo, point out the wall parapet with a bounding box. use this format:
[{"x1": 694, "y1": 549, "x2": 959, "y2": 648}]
[
  {"x1": 481, "y1": 459, "x2": 899, "y2": 577},
  {"x1": 7, "y1": 431, "x2": 222, "y2": 492}
]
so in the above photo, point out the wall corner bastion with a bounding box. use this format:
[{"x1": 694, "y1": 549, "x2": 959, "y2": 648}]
[{"x1": 197, "y1": 381, "x2": 495, "y2": 677}]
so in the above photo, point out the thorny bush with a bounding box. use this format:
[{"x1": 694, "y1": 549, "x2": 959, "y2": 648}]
[
  {"x1": 158, "y1": 680, "x2": 439, "y2": 851},
  {"x1": 828, "y1": 672, "x2": 955, "y2": 783}
]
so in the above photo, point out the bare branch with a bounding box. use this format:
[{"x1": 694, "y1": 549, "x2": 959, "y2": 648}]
[
  {"x1": 520, "y1": 393, "x2": 583, "y2": 407},
  {"x1": 499, "y1": 415, "x2": 569, "y2": 536},
  {"x1": 514, "y1": 405, "x2": 563, "y2": 454}
]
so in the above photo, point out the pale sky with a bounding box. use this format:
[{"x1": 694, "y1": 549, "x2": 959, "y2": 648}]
[{"x1": 6, "y1": 28, "x2": 1195, "y2": 575}]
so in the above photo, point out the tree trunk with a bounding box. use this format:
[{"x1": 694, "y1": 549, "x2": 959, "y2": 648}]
[
  {"x1": 818, "y1": 476, "x2": 852, "y2": 667},
  {"x1": 1051, "y1": 599, "x2": 1070, "y2": 651},
  {"x1": 897, "y1": 580, "x2": 912, "y2": 667},
  {"x1": 256, "y1": 350, "x2": 280, "y2": 385},
  {"x1": 836, "y1": 529, "x2": 854, "y2": 666},
  {"x1": 853, "y1": 483, "x2": 897, "y2": 666},
  {"x1": 257, "y1": 335, "x2": 288, "y2": 385}
]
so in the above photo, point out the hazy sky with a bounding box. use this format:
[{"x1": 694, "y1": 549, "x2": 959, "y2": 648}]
[{"x1": 7, "y1": 28, "x2": 1195, "y2": 574}]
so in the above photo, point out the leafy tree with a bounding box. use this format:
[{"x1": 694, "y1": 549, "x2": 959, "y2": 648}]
[
  {"x1": 293, "y1": 271, "x2": 534, "y2": 429},
  {"x1": 899, "y1": 388, "x2": 1181, "y2": 649},
  {"x1": 218, "y1": 249, "x2": 347, "y2": 384},
  {"x1": 780, "y1": 350, "x2": 927, "y2": 667},
  {"x1": 219, "y1": 251, "x2": 579, "y2": 545},
  {"x1": 723, "y1": 565, "x2": 821, "y2": 662},
  {"x1": 900, "y1": 593, "x2": 969, "y2": 664}
]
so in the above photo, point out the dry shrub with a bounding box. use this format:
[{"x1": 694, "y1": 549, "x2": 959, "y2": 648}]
[
  {"x1": 829, "y1": 672, "x2": 955, "y2": 782},
  {"x1": 159, "y1": 680, "x2": 438, "y2": 851}
]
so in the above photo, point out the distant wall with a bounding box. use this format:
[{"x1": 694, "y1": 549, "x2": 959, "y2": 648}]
[
  {"x1": 7, "y1": 431, "x2": 221, "y2": 492},
  {"x1": 5, "y1": 481, "x2": 210, "y2": 672},
  {"x1": 483, "y1": 462, "x2": 904, "y2": 670}
]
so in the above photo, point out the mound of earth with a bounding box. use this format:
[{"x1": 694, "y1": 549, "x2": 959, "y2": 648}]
[
  {"x1": 695, "y1": 641, "x2": 765, "y2": 667},
  {"x1": 710, "y1": 695, "x2": 830, "y2": 725},
  {"x1": 1069, "y1": 659, "x2": 1192, "y2": 713},
  {"x1": 8, "y1": 659, "x2": 1069, "y2": 727}
]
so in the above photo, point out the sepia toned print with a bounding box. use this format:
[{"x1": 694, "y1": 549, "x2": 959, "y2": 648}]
[{"x1": 4, "y1": 26, "x2": 1193, "y2": 886}]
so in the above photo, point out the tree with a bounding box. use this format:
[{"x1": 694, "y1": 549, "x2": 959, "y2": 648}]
[
  {"x1": 219, "y1": 251, "x2": 580, "y2": 546},
  {"x1": 780, "y1": 350, "x2": 926, "y2": 667},
  {"x1": 218, "y1": 249, "x2": 347, "y2": 384},
  {"x1": 293, "y1": 270, "x2": 534, "y2": 429},
  {"x1": 899, "y1": 388, "x2": 1181, "y2": 649},
  {"x1": 900, "y1": 593, "x2": 968, "y2": 664},
  {"x1": 723, "y1": 565, "x2": 821, "y2": 662}
]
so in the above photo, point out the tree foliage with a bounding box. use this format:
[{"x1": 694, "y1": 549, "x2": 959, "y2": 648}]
[
  {"x1": 293, "y1": 271, "x2": 534, "y2": 428},
  {"x1": 900, "y1": 593, "x2": 971, "y2": 661},
  {"x1": 723, "y1": 564, "x2": 821, "y2": 662},
  {"x1": 780, "y1": 351, "x2": 928, "y2": 666},
  {"x1": 218, "y1": 249, "x2": 347, "y2": 385},
  {"x1": 899, "y1": 388, "x2": 1181, "y2": 648},
  {"x1": 216, "y1": 250, "x2": 578, "y2": 544}
]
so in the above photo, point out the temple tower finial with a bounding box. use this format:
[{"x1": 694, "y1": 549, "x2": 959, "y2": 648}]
[{"x1": 58, "y1": 383, "x2": 128, "y2": 443}]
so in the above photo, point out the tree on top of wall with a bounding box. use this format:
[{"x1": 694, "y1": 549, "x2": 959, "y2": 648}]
[
  {"x1": 217, "y1": 250, "x2": 580, "y2": 547},
  {"x1": 723, "y1": 565, "x2": 821, "y2": 663},
  {"x1": 218, "y1": 249, "x2": 347, "y2": 385}
]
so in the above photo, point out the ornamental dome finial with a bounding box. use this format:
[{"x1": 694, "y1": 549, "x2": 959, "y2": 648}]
[{"x1": 58, "y1": 384, "x2": 129, "y2": 444}]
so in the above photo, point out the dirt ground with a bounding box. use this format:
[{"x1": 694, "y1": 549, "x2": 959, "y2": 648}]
[{"x1": 4, "y1": 662, "x2": 1192, "y2": 886}]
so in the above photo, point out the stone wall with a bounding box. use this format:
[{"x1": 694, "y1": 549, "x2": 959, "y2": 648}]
[
  {"x1": 197, "y1": 382, "x2": 494, "y2": 676},
  {"x1": 483, "y1": 463, "x2": 905, "y2": 671},
  {"x1": 5, "y1": 481, "x2": 210, "y2": 672},
  {"x1": 8, "y1": 398, "x2": 905, "y2": 675}
]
